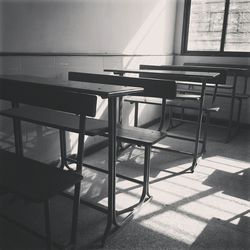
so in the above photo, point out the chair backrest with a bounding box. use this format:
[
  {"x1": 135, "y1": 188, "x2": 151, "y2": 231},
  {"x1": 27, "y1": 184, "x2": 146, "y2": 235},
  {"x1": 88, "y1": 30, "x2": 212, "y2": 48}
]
[
  {"x1": 140, "y1": 64, "x2": 227, "y2": 83},
  {"x1": 0, "y1": 76, "x2": 97, "y2": 117},
  {"x1": 68, "y1": 72, "x2": 176, "y2": 99}
]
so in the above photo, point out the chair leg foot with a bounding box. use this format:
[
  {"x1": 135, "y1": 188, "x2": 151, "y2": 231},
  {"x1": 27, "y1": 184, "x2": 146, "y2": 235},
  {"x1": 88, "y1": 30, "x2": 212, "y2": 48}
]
[{"x1": 190, "y1": 161, "x2": 197, "y2": 173}]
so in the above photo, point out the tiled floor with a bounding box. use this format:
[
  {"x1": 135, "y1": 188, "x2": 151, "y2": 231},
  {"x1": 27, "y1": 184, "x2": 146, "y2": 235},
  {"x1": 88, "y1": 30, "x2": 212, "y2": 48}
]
[{"x1": 0, "y1": 125, "x2": 249, "y2": 249}]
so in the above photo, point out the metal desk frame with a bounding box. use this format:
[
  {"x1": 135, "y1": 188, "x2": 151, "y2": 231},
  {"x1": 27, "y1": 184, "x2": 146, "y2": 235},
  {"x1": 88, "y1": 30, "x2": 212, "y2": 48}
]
[
  {"x1": 104, "y1": 69, "x2": 222, "y2": 172},
  {"x1": 0, "y1": 75, "x2": 144, "y2": 245}
]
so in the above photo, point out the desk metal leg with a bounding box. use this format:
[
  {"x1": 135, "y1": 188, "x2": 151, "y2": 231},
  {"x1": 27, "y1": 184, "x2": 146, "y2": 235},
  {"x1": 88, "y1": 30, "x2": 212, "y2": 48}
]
[
  {"x1": 236, "y1": 98, "x2": 242, "y2": 131},
  {"x1": 102, "y1": 96, "x2": 154, "y2": 244},
  {"x1": 201, "y1": 111, "x2": 210, "y2": 154},
  {"x1": 57, "y1": 97, "x2": 151, "y2": 244},
  {"x1": 103, "y1": 97, "x2": 117, "y2": 244},
  {"x1": 191, "y1": 80, "x2": 206, "y2": 172},
  {"x1": 44, "y1": 200, "x2": 52, "y2": 250},
  {"x1": 140, "y1": 145, "x2": 151, "y2": 201},
  {"x1": 70, "y1": 182, "x2": 81, "y2": 248},
  {"x1": 12, "y1": 102, "x2": 23, "y2": 156}
]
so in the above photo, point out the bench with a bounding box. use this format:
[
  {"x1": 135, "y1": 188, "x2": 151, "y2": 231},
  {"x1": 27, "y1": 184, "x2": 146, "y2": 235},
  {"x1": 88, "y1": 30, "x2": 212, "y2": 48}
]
[
  {"x1": 103, "y1": 67, "x2": 222, "y2": 120},
  {"x1": 138, "y1": 64, "x2": 248, "y2": 142},
  {"x1": 0, "y1": 149, "x2": 82, "y2": 249},
  {"x1": 103, "y1": 68, "x2": 223, "y2": 171},
  {"x1": 183, "y1": 63, "x2": 250, "y2": 141},
  {"x1": 67, "y1": 73, "x2": 186, "y2": 182},
  {"x1": 0, "y1": 105, "x2": 109, "y2": 169},
  {"x1": 123, "y1": 95, "x2": 219, "y2": 156},
  {"x1": 0, "y1": 104, "x2": 168, "y2": 168},
  {"x1": 138, "y1": 65, "x2": 236, "y2": 141},
  {"x1": 124, "y1": 96, "x2": 219, "y2": 115},
  {"x1": 0, "y1": 74, "x2": 177, "y2": 229},
  {"x1": 0, "y1": 77, "x2": 99, "y2": 249}
]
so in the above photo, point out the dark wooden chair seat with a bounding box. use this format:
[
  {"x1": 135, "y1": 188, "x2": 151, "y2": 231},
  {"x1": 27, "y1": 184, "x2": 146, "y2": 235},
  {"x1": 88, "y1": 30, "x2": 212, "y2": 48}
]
[
  {"x1": 124, "y1": 96, "x2": 218, "y2": 112},
  {"x1": 117, "y1": 125, "x2": 167, "y2": 146},
  {"x1": 124, "y1": 94, "x2": 200, "y2": 105},
  {"x1": 0, "y1": 150, "x2": 82, "y2": 203},
  {"x1": 0, "y1": 106, "x2": 108, "y2": 136},
  {"x1": 0, "y1": 104, "x2": 167, "y2": 148},
  {"x1": 165, "y1": 99, "x2": 220, "y2": 112},
  {"x1": 125, "y1": 96, "x2": 163, "y2": 105},
  {"x1": 176, "y1": 81, "x2": 233, "y2": 88},
  {"x1": 177, "y1": 88, "x2": 248, "y2": 99},
  {"x1": 0, "y1": 104, "x2": 168, "y2": 146}
]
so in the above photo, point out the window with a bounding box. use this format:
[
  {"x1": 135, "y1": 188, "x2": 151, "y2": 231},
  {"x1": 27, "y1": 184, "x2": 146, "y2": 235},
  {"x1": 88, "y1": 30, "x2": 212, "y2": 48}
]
[{"x1": 182, "y1": 0, "x2": 250, "y2": 56}]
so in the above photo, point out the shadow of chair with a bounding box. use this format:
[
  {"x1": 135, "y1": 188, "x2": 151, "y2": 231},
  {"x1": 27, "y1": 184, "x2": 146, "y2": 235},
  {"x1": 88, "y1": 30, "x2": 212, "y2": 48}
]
[
  {"x1": 191, "y1": 211, "x2": 250, "y2": 249},
  {"x1": 203, "y1": 168, "x2": 250, "y2": 201}
]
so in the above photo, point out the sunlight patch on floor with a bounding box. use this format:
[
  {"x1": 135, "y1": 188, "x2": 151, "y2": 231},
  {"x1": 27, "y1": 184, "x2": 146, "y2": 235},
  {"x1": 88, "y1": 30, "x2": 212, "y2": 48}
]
[
  {"x1": 202, "y1": 155, "x2": 250, "y2": 172},
  {"x1": 140, "y1": 209, "x2": 207, "y2": 245}
]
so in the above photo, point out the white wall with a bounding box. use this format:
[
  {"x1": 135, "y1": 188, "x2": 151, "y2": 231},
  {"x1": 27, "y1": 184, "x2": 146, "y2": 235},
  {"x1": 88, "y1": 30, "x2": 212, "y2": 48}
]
[
  {"x1": 0, "y1": 0, "x2": 178, "y2": 162},
  {"x1": 173, "y1": 0, "x2": 250, "y2": 125},
  {"x1": 0, "y1": 0, "x2": 176, "y2": 54}
]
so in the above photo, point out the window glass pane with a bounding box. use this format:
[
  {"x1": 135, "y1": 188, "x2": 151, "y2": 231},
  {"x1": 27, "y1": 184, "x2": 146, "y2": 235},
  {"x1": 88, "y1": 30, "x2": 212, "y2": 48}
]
[
  {"x1": 187, "y1": 0, "x2": 225, "y2": 51},
  {"x1": 225, "y1": 0, "x2": 250, "y2": 52}
]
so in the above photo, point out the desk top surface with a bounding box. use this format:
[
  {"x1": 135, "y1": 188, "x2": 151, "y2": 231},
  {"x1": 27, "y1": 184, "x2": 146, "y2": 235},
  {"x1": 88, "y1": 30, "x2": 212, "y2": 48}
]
[
  {"x1": 140, "y1": 64, "x2": 248, "y2": 74},
  {"x1": 104, "y1": 68, "x2": 221, "y2": 82},
  {"x1": 184, "y1": 63, "x2": 250, "y2": 74},
  {"x1": 0, "y1": 75, "x2": 144, "y2": 98}
]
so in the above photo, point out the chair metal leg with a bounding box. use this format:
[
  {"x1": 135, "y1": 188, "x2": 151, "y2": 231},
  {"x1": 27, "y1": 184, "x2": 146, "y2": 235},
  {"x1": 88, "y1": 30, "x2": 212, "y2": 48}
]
[
  {"x1": 158, "y1": 98, "x2": 166, "y2": 131},
  {"x1": 181, "y1": 107, "x2": 184, "y2": 120},
  {"x1": 117, "y1": 97, "x2": 124, "y2": 152},
  {"x1": 166, "y1": 106, "x2": 174, "y2": 131},
  {"x1": 70, "y1": 183, "x2": 81, "y2": 248},
  {"x1": 118, "y1": 97, "x2": 123, "y2": 125},
  {"x1": 13, "y1": 117, "x2": 23, "y2": 156},
  {"x1": 12, "y1": 102, "x2": 23, "y2": 156},
  {"x1": 115, "y1": 144, "x2": 152, "y2": 217},
  {"x1": 134, "y1": 102, "x2": 139, "y2": 127},
  {"x1": 44, "y1": 200, "x2": 52, "y2": 250},
  {"x1": 226, "y1": 74, "x2": 237, "y2": 143},
  {"x1": 59, "y1": 130, "x2": 67, "y2": 169},
  {"x1": 140, "y1": 145, "x2": 151, "y2": 201},
  {"x1": 201, "y1": 112, "x2": 210, "y2": 154}
]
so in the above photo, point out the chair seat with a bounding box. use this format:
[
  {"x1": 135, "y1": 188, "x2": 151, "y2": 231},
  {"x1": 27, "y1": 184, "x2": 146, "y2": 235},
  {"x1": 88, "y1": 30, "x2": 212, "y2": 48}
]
[
  {"x1": 0, "y1": 106, "x2": 108, "y2": 135},
  {"x1": 124, "y1": 96, "x2": 217, "y2": 112},
  {"x1": 165, "y1": 99, "x2": 220, "y2": 112},
  {"x1": 176, "y1": 81, "x2": 233, "y2": 89},
  {"x1": 0, "y1": 150, "x2": 82, "y2": 203},
  {"x1": 125, "y1": 96, "x2": 163, "y2": 105},
  {"x1": 117, "y1": 125, "x2": 167, "y2": 145},
  {"x1": 125, "y1": 94, "x2": 200, "y2": 105},
  {"x1": 177, "y1": 88, "x2": 249, "y2": 99},
  {"x1": 0, "y1": 106, "x2": 167, "y2": 146}
]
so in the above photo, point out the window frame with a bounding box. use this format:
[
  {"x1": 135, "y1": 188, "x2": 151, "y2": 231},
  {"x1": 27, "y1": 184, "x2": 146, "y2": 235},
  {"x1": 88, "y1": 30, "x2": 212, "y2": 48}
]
[{"x1": 181, "y1": 0, "x2": 250, "y2": 57}]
